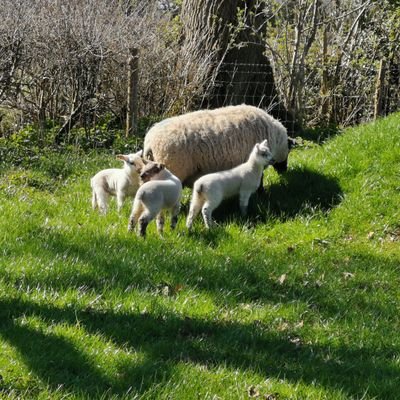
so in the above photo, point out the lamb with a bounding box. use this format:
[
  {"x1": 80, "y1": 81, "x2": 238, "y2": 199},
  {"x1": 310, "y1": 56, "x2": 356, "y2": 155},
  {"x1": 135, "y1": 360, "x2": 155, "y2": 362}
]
[
  {"x1": 91, "y1": 150, "x2": 144, "y2": 214},
  {"x1": 143, "y1": 104, "x2": 294, "y2": 187},
  {"x1": 128, "y1": 161, "x2": 182, "y2": 237},
  {"x1": 186, "y1": 140, "x2": 274, "y2": 230}
]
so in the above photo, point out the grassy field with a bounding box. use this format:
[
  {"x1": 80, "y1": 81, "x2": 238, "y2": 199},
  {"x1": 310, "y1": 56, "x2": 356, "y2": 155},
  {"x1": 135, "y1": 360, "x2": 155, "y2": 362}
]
[{"x1": 0, "y1": 113, "x2": 399, "y2": 399}]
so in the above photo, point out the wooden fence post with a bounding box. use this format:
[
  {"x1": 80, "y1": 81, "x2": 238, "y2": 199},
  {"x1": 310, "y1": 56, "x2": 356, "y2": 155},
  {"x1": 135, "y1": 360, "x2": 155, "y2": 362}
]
[
  {"x1": 126, "y1": 48, "x2": 139, "y2": 138},
  {"x1": 374, "y1": 59, "x2": 386, "y2": 120}
]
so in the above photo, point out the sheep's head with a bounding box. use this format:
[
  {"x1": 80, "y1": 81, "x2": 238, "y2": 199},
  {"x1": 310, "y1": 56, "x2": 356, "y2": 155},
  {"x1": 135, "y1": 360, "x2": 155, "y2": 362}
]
[
  {"x1": 139, "y1": 161, "x2": 166, "y2": 183},
  {"x1": 117, "y1": 150, "x2": 146, "y2": 174},
  {"x1": 254, "y1": 140, "x2": 275, "y2": 166},
  {"x1": 272, "y1": 137, "x2": 296, "y2": 173}
]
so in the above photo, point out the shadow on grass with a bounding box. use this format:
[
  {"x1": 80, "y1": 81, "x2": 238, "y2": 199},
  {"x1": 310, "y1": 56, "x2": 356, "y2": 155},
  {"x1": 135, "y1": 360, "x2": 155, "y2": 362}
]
[
  {"x1": 210, "y1": 167, "x2": 342, "y2": 224},
  {"x1": 1, "y1": 296, "x2": 399, "y2": 398}
]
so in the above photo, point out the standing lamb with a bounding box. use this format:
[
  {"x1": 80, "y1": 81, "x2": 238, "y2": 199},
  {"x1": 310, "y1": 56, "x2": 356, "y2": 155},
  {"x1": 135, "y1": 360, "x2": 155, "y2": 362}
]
[
  {"x1": 143, "y1": 104, "x2": 294, "y2": 186},
  {"x1": 91, "y1": 150, "x2": 144, "y2": 214},
  {"x1": 186, "y1": 140, "x2": 274, "y2": 230},
  {"x1": 128, "y1": 161, "x2": 182, "y2": 237}
]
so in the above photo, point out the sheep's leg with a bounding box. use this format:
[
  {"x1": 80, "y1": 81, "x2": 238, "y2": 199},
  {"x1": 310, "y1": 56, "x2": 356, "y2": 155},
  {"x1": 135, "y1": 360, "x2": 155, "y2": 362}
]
[
  {"x1": 257, "y1": 173, "x2": 265, "y2": 195},
  {"x1": 92, "y1": 190, "x2": 98, "y2": 211},
  {"x1": 138, "y1": 211, "x2": 154, "y2": 237},
  {"x1": 96, "y1": 190, "x2": 109, "y2": 215},
  {"x1": 201, "y1": 201, "x2": 215, "y2": 229},
  {"x1": 128, "y1": 200, "x2": 142, "y2": 232},
  {"x1": 239, "y1": 191, "x2": 252, "y2": 216},
  {"x1": 186, "y1": 194, "x2": 203, "y2": 230},
  {"x1": 116, "y1": 192, "x2": 125, "y2": 213},
  {"x1": 170, "y1": 203, "x2": 180, "y2": 230},
  {"x1": 156, "y1": 212, "x2": 165, "y2": 235}
]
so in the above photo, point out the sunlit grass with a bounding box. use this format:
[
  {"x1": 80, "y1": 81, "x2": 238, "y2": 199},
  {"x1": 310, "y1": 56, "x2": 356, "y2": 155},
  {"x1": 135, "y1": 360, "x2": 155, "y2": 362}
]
[{"x1": 0, "y1": 113, "x2": 399, "y2": 399}]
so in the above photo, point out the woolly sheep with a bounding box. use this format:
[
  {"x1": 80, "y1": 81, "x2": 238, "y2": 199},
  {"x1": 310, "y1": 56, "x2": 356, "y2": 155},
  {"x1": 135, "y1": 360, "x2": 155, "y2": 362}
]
[
  {"x1": 128, "y1": 162, "x2": 182, "y2": 237},
  {"x1": 186, "y1": 140, "x2": 274, "y2": 230},
  {"x1": 143, "y1": 104, "x2": 294, "y2": 186},
  {"x1": 91, "y1": 150, "x2": 144, "y2": 214}
]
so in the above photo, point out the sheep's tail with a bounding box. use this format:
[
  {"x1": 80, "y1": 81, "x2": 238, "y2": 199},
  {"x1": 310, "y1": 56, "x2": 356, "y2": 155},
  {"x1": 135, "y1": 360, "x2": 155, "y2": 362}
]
[{"x1": 196, "y1": 183, "x2": 204, "y2": 194}]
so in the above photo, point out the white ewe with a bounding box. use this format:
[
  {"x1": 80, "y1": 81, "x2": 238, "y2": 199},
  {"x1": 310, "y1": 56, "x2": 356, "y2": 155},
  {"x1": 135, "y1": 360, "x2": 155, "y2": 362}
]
[
  {"x1": 128, "y1": 162, "x2": 182, "y2": 237},
  {"x1": 91, "y1": 150, "x2": 144, "y2": 214},
  {"x1": 186, "y1": 140, "x2": 274, "y2": 229}
]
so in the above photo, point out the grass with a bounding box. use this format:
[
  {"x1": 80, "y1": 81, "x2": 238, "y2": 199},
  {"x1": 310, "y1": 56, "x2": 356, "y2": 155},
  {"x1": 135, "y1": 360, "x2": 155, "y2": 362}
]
[{"x1": 0, "y1": 113, "x2": 399, "y2": 399}]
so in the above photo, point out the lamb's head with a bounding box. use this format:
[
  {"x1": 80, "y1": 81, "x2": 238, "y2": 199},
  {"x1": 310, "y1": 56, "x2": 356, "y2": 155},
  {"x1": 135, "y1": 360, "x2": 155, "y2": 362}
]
[
  {"x1": 253, "y1": 140, "x2": 275, "y2": 167},
  {"x1": 272, "y1": 137, "x2": 296, "y2": 173},
  {"x1": 117, "y1": 150, "x2": 145, "y2": 175},
  {"x1": 139, "y1": 161, "x2": 166, "y2": 183}
]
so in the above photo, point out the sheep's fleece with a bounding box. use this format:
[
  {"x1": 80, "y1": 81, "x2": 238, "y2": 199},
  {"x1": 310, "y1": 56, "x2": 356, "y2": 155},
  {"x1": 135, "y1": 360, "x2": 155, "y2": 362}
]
[{"x1": 143, "y1": 105, "x2": 290, "y2": 186}]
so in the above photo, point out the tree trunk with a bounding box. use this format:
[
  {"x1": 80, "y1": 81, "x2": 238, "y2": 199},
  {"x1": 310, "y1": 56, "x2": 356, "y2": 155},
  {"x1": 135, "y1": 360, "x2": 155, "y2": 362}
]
[{"x1": 180, "y1": 0, "x2": 298, "y2": 134}]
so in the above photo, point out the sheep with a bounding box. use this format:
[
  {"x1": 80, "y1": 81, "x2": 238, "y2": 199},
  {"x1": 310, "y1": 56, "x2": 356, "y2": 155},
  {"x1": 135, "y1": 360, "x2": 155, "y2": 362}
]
[
  {"x1": 143, "y1": 104, "x2": 294, "y2": 187},
  {"x1": 186, "y1": 140, "x2": 274, "y2": 230},
  {"x1": 91, "y1": 150, "x2": 144, "y2": 214},
  {"x1": 127, "y1": 161, "x2": 182, "y2": 237}
]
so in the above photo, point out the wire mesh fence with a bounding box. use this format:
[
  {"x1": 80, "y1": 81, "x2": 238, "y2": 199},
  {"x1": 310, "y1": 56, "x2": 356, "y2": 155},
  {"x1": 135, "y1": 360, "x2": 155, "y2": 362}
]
[{"x1": 195, "y1": 60, "x2": 400, "y2": 133}]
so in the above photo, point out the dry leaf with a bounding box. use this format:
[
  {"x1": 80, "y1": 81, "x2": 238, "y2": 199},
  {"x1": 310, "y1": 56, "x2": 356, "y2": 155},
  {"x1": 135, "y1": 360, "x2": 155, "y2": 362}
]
[
  {"x1": 265, "y1": 394, "x2": 279, "y2": 400},
  {"x1": 343, "y1": 272, "x2": 354, "y2": 279},
  {"x1": 294, "y1": 320, "x2": 304, "y2": 329},
  {"x1": 248, "y1": 385, "x2": 260, "y2": 397},
  {"x1": 278, "y1": 274, "x2": 287, "y2": 285}
]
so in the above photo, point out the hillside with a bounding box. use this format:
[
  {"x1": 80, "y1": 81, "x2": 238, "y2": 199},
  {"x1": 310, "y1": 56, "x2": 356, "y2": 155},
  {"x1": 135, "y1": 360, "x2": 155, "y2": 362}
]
[{"x1": 0, "y1": 113, "x2": 399, "y2": 399}]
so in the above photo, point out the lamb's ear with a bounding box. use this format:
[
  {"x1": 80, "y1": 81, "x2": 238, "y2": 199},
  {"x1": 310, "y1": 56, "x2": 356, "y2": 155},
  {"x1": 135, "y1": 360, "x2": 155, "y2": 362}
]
[
  {"x1": 116, "y1": 154, "x2": 127, "y2": 161},
  {"x1": 135, "y1": 149, "x2": 143, "y2": 157},
  {"x1": 157, "y1": 163, "x2": 165, "y2": 170}
]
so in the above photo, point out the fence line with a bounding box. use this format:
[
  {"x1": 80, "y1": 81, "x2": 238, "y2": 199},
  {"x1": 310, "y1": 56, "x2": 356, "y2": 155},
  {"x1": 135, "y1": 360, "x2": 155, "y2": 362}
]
[{"x1": 192, "y1": 60, "x2": 400, "y2": 131}]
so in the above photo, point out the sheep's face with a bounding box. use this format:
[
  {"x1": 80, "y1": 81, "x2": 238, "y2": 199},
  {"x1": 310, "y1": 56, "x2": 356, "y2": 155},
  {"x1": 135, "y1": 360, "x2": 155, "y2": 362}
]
[
  {"x1": 117, "y1": 150, "x2": 145, "y2": 173},
  {"x1": 140, "y1": 161, "x2": 165, "y2": 183},
  {"x1": 255, "y1": 140, "x2": 275, "y2": 166},
  {"x1": 271, "y1": 137, "x2": 295, "y2": 173}
]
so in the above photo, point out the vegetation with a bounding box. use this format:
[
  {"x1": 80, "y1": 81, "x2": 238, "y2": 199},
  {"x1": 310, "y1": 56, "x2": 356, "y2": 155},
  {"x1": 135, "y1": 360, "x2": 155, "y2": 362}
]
[
  {"x1": 1, "y1": 0, "x2": 399, "y2": 140},
  {"x1": 0, "y1": 113, "x2": 399, "y2": 399}
]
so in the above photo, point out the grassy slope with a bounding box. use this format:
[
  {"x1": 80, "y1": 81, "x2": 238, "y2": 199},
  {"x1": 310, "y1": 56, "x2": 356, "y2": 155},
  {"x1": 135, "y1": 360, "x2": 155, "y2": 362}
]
[{"x1": 0, "y1": 114, "x2": 399, "y2": 399}]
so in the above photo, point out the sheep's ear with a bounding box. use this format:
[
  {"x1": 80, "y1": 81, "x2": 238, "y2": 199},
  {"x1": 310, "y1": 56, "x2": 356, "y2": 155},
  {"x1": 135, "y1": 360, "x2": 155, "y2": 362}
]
[
  {"x1": 135, "y1": 149, "x2": 143, "y2": 157},
  {"x1": 157, "y1": 163, "x2": 165, "y2": 170},
  {"x1": 288, "y1": 137, "x2": 296, "y2": 150},
  {"x1": 116, "y1": 154, "x2": 127, "y2": 161}
]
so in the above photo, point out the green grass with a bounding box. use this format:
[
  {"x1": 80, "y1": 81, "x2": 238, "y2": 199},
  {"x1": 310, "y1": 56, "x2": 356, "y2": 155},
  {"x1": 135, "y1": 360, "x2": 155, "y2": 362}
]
[{"x1": 0, "y1": 113, "x2": 399, "y2": 399}]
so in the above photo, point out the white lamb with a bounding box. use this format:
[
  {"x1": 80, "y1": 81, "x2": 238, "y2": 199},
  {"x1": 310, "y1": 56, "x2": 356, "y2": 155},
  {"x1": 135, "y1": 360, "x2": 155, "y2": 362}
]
[
  {"x1": 186, "y1": 140, "x2": 274, "y2": 229},
  {"x1": 91, "y1": 150, "x2": 144, "y2": 214},
  {"x1": 128, "y1": 161, "x2": 182, "y2": 237}
]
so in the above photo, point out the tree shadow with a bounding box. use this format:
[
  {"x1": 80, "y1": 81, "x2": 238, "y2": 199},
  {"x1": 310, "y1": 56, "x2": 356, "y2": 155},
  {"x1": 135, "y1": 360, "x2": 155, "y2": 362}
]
[{"x1": 1, "y1": 297, "x2": 399, "y2": 398}]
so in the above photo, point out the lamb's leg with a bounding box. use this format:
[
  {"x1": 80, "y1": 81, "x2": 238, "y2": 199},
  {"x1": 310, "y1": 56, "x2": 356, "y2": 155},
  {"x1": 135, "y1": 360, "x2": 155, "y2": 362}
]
[
  {"x1": 170, "y1": 203, "x2": 181, "y2": 230},
  {"x1": 239, "y1": 191, "x2": 252, "y2": 216},
  {"x1": 96, "y1": 190, "x2": 109, "y2": 215},
  {"x1": 128, "y1": 200, "x2": 142, "y2": 232},
  {"x1": 92, "y1": 190, "x2": 98, "y2": 211},
  {"x1": 156, "y1": 212, "x2": 165, "y2": 235},
  {"x1": 201, "y1": 201, "x2": 215, "y2": 229},
  {"x1": 186, "y1": 196, "x2": 203, "y2": 230},
  {"x1": 138, "y1": 211, "x2": 154, "y2": 237},
  {"x1": 116, "y1": 192, "x2": 125, "y2": 213}
]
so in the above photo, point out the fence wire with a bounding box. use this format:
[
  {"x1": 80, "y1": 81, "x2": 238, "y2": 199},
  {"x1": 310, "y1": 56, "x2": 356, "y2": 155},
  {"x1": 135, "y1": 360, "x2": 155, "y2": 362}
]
[{"x1": 196, "y1": 61, "x2": 400, "y2": 131}]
